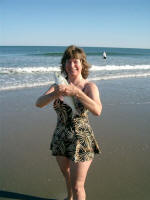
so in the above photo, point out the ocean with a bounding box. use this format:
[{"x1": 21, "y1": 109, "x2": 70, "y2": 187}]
[{"x1": 0, "y1": 46, "x2": 150, "y2": 91}]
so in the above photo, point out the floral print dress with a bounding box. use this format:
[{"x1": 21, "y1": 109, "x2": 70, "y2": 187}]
[{"x1": 50, "y1": 97, "x2": 101, "y2": 162}]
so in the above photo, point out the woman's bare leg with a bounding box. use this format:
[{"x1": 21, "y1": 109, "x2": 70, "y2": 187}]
[
  {"x1": 56, "y1": 156, "x2": 73, "y2": 200},
  {"x1": 70, "y1": 159, "x2": 93, "y2": 200}
]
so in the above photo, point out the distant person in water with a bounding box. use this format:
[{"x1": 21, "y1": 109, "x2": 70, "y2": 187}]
[
  {"x1": 36, "y1": 45, "x2": 102, "y2": 200},
  {"x1": 103, "y1": 51, "x2": 107, "y2": 59}
]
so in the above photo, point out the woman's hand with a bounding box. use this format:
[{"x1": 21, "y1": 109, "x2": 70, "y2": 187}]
[
  {"x1": 54, "y1": 84, "x2": 67, "y2": 97},
  {"x1": 61, "y1": 83, "x2": 79, "y2": 96},
  {"x1": 35, "y1": 83, "x2": 70, "y2": 108}
]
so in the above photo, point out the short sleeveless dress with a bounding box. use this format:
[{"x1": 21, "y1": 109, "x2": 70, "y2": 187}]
[{"x1": 50, "y1": 96, "x2": 101, "y2": 162}]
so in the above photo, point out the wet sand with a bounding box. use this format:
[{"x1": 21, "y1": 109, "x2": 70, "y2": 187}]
[{"x1": 0, "y1": 78, "x2": 150, "y2": 200}]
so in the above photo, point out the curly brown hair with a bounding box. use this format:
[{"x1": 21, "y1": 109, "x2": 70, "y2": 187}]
[{"x1": 60, "y1": 45, "x2": 91, "y2": 79}]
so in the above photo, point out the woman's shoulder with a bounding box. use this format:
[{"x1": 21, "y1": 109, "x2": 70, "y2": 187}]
[
  {"x1": 83, "y1": 80, "x2": 101, "y2": 100},
  {"x1": 83, "y1": 80, "x2": 98, "y2": 91}
]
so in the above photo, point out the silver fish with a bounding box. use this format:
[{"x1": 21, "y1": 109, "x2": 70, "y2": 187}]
[{"x1": 54, "y1": 72, "x2": 77, "y2": 115}]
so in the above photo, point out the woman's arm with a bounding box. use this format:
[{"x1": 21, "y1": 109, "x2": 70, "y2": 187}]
[{"x1": 35, "y1": 84, "x2": 59, "y2": 108}]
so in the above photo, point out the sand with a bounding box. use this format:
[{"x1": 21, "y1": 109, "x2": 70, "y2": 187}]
[{"x1": 0, "y1": 78, "x2": 150, "y2": 200}]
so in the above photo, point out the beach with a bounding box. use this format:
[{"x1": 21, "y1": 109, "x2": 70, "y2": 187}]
[{"x1": 1, "y1": 77, "x2": 150, "y2": 200}]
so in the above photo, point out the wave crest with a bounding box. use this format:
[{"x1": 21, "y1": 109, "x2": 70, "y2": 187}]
[
  {"x1": 1, "y1": 65, "x2": 150, "y2": 74},
  {"x1": 0, "y1": 66, "x2": 60, "y2": 74}
]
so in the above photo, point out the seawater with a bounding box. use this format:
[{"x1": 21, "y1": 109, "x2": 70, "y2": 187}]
[{"x1": 0, "y1": 46, "x2": 150, "y2": 91}]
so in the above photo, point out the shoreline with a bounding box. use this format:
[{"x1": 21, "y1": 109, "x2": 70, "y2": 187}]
[{"x1": 1, "y1": 75, "x2": 150, "y2": 93}]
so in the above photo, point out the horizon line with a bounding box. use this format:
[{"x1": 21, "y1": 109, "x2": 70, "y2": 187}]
[{"x1": 0, "y1": 45, "x2": 150, "y2": 50}]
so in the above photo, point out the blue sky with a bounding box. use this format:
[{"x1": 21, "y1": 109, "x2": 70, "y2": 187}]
[{"x1": 1, "y1": 0, "x2": 150, "y2": 48}]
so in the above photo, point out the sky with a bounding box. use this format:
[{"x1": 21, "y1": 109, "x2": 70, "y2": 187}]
[{"x1": 0, "y1": 0, "x2": 150, "y2": 48}]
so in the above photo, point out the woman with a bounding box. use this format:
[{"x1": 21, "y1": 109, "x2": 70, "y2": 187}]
[{"x1": 36, "y1": 45, "x2": 102, "y2": 200}]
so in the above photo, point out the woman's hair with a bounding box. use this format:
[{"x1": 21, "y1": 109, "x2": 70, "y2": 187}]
[{"x1": 60, "y1": 45, "x2": 91, "y2": 79}]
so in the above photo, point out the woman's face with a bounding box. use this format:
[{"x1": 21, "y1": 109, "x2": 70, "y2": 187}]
[{"x1": 65, "y1": 58, "x2": 82, "y2": 78}]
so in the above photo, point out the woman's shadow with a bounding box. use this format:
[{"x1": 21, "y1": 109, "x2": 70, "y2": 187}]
[{"x1": 0, "y1": 190, "x2": 57, "y2": 200}]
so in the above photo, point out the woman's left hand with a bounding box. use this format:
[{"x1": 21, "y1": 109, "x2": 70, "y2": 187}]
[{"x1": 63, "y1": 83, "x2": 79, "y2": 96}]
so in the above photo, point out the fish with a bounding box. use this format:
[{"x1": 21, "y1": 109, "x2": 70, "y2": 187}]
[{"x1": 54, "y1": 72, "x2": 77, "y2": 115}]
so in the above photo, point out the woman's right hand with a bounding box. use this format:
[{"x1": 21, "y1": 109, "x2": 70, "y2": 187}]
[
  {"x1": 54, "y1": 84, "x2": 67, "y2": 97},
  {"x1": 36, "y1": 84, "x2": 63, "y2": 108},
  {"x1": 36, "y1": 83, "x2": 68, "y2": 108}
]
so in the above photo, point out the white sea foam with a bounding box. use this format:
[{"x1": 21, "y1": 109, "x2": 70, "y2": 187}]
[
  {"x1": 0, "y1": 66, "x2": 60, "y2": 74},
  {"x1": 0, "y1": 81, "x2": 53, "y2": 91},
  {"x1": 91, "y1": 65, "x2": 150, "y2": 71},
  {"x1": 1, "y1": 64, "x2": 150, "y2": 74},
  {"x1": 89, "y1": 73, "x2": 150, "y2": 81},
  {"x1": 1, "y1": 72, "x2": 150, "y2": 91}
]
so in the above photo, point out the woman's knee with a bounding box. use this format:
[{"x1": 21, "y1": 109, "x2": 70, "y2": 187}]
[{"x1": 72, "y1": 181, "x2": 84, "y2": 193}]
